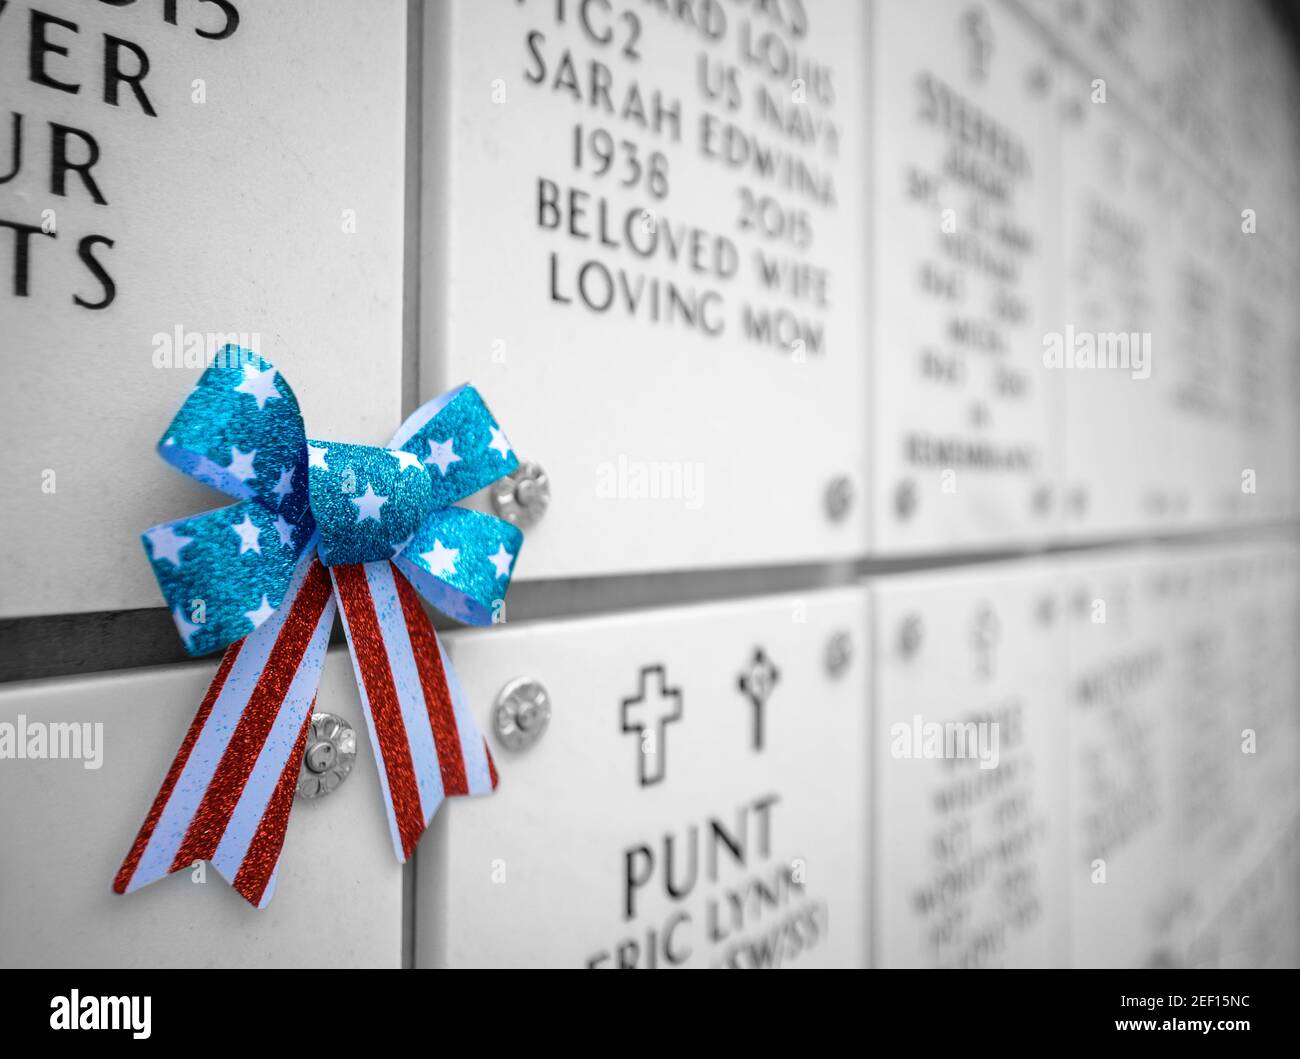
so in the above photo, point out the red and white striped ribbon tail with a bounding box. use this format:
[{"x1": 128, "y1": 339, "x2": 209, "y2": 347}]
[
  {"x1": 330, "y1": 559, "x2": 498, "y2": 861},
  {"x1": 113, "y1": 552, "x2": 336, "y2": 908}
]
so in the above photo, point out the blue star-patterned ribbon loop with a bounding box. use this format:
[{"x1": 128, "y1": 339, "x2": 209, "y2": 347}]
[
  {"x1": 141, "y1": 346, "x2": 522, "y2": 654},
  {"x1": 154, "y1": 346, "x2": 313, "y2": 521},
  {"x1": 391, "y1": 383, "x2": 520, "y2": 508},
  {"x1": 143, "y1": 499, "x2": 307, "y2": 657},
  {"x1": 395, "y1": 507, "x2": 522, "y2": 626}
]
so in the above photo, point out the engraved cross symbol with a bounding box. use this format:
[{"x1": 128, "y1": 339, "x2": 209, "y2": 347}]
[
  {"x1": 620, "y1": 665, "x2": 683, "y2": 786},
  {"x1": 961, "y1": 6, "x2": 994, "y2": 83},
  {"x1": 737, "y1": 648, "x2": 780, "y2": 751}
]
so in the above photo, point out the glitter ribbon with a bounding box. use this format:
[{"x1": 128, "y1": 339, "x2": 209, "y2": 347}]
[{"x1": 114, "y1": 347, "x2": 522, "y2": 907}]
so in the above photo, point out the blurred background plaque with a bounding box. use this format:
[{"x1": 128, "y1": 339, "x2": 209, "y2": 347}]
[
  {"x1": 1063, "y1": 550, "x2": 1187, "y2": 968},
  {"x1": 871, "y1": 0, "x2": 1061, "y2": 552},
  {"x1": 871, "y1": 561, "x2": 1068, "y2": 968}
]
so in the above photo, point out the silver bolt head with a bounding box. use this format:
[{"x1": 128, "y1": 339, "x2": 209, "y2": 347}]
[
  {"x1": 492, "y1": 460, "x2": 551, "y2": 529},
  {"x1": 493, "y1": 677, "x2": 551, "y2": 751},
  {"x1": 1032, "y1": 484, "x2": 1053, "y2": 516},
  {"x1": 899, "y1": 615, "x2": 924, "y2": 659},
  {"x1": 895, "y1": 479, "x2": 918, "y2": 520},
  {"x1": 825, "y1": 476, "x2": 854, "y2": 522},
  {"x1": 297, "y1": 712, "x2": 357, "y2": 800},
  {"x1": 825, "y1": 632, "x2": 853, "y2": 678}
]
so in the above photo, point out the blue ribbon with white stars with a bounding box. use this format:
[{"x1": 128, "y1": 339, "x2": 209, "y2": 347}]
[
  {"x1": 143, "y1": 347, "x2": 522, "y2": 654},
  {"x1": 117, "y1": 346, "x2": 522, "y2": 908}
]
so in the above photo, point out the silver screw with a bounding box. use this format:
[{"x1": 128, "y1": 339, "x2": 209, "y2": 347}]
[
  {"x1": 491, "y1": 460, "x2": 550, "y2": 529},
  {"x1": 297, "y1": 712, "x2": 357, "y2": 800},
  {"x1": 493, "y1": 677, "x2": 551, "y2": 751},
  {"x1": 825, "y1": 631, "x2": 853, "y2": 678},
  {"x1": 899, "y1": 615, "x2": 924, "y2": 659},
  {"x1": 1031, "y1": 483, "x2": 1053, "y2": 517},
  {"x1": 825, "y1": 476, "x2": 853, "y2": 522},
  {"x1": 895, "y1": 479, "x2": 917, "y2": 520}
]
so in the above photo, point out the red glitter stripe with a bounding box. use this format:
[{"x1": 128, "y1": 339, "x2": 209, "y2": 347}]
[
  {"x1": 485, "y1": 741, "x2": 499, "y2": 790},
  {"x1": 333, "y1": 563, "x2": 424, "y2": 858},
  {"x1": 170, "y1": 560, "x2": 333, "y2": 872},
  {"x1": 232, "y1": 702, "x2": 315, "y2": 907},
  {"x1": 113, "y1": 640, "x2": 244, "y2": 893},
  {"x1": 391, "y1": 563, "x2": 469, "y2": 797}
]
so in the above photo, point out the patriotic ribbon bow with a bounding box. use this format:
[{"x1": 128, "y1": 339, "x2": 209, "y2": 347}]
[{"x1": 114, "y1": 347, "x2": 521, "y2": 908}]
